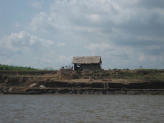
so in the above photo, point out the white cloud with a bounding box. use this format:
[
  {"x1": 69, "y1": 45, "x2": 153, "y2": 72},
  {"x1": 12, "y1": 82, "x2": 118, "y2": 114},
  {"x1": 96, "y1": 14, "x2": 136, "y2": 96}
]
[
  {"x1": 55, "y1": 55, "x2": 72, "y2": 63},
  {"x1": 0, "y1": 31, "x2": 54, "y2": 55},
  {"x1": 138, "y1": 55, "x2": 162, "y2": 62},
  {"x1": 30, "y1": 0, "x2": 43, "y2": 9},
  {"x1": 146, "y1": 45, "x2": 161, "y2": 50},
  {"x1": 14, "y1": 22, "x2": 20, "y2": 27},
  {"x1": 34, "y1": 50, "x2": 73, "y2": 65},
  {"x1": 6, "y1": 59, "x2": 13, "y2": 64},
  {"x1": 56, "y1": 42, "x2": 65, "y2": 46},
  {"x1": 2, "y1": 31, "x2": 53, "y2": 46},
  {"x1": 85, "y1": 43, "x2": 112, "y2": 51},
  {"x1": 28, "y1": 12, "x2": 62, "y2": 33},
  {"x1": 34, "y1": 57, "x2": 54, "y2": 64}
]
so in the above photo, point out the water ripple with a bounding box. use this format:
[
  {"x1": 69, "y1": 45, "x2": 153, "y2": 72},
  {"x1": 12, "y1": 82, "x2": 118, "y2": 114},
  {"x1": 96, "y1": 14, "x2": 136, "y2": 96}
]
[{"x1": 0, "y1": 95, "x2": 164, "y2": 123}]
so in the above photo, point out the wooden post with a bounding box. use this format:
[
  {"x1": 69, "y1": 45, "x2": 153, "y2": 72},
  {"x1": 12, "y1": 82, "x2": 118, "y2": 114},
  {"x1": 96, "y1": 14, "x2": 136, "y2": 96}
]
[{"x1": 89, "y1": 77, "x2": 91, "y2": 82}]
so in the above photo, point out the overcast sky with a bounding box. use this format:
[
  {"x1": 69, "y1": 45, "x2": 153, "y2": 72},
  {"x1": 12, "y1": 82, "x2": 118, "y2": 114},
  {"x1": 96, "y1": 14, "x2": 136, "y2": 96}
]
[{"x1": 0, "y1": 0, "x2": 164, "y2": 70}]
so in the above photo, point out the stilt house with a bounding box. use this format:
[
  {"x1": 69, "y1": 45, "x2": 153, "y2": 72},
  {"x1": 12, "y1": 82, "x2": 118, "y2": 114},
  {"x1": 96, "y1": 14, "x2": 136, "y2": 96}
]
[{"x1": 72, "y1": 56, "x2": 102, "y2": 71}]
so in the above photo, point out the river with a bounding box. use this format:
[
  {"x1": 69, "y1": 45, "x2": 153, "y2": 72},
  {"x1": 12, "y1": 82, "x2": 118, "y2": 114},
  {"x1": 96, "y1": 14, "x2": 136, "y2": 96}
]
[{"x1": 0, "y1": 95, "x2": 164, "y2": 123}]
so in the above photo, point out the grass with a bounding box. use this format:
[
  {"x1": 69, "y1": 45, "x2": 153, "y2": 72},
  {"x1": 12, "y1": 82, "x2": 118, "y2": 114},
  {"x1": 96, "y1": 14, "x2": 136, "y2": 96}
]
[
  {"x1": 0, "y1": 64, "x2": 58, "y2": 71},
  {"x1": 0, "y1": 64, "x2": 39, "y2": 70},
  {"x1": 81, "y1": 68, "x2": 164, "y2": 83}
]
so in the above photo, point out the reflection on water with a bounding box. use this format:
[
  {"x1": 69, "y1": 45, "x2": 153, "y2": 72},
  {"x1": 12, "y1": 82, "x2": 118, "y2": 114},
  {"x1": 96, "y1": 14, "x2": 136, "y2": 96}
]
[{"x1": 0, "y1": 95, "x2": 164, "y2": 123}]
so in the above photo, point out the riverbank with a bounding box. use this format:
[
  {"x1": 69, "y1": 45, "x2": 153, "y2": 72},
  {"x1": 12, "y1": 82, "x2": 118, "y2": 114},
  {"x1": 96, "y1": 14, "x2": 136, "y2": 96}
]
[
  {"x1": 1, "y1": 80, "x2": 164, "y2": 95},
  {"x1": 1, "y1": 70, "x2": 164, "y2": 94}
]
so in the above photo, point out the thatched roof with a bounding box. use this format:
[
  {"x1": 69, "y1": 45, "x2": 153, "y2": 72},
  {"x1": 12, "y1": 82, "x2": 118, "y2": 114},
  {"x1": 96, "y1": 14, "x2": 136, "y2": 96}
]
[{"x1": 72, "y1": 56, "x2": 102, "y2": 64}]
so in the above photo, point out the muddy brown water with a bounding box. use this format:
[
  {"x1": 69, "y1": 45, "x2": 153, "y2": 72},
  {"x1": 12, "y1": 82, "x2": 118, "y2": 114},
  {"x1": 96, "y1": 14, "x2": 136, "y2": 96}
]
[{"x1": 0, "y1": 95, "x2": 164, "y2": 123}]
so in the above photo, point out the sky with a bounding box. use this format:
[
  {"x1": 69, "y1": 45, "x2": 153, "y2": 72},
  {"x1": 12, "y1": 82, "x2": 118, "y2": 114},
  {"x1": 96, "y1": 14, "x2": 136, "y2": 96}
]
[{"x1": 0, "y1": 0, "x2": 164, "y2": 70}]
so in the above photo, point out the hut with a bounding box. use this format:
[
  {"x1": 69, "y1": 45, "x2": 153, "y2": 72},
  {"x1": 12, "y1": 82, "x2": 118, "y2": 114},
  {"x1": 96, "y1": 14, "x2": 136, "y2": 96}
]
[{"x1": 72, "y1": 56, "x2": 102, "y2": 71}]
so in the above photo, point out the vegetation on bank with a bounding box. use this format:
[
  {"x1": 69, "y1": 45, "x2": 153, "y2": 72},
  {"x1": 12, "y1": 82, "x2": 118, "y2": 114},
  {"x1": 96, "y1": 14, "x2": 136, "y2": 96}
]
[
  {"x1": 0, "y1": 64, "x2": 58, "y2": 71},
  {"x1": 1, "y1": 64, "x2": 164, "y2": 82},
  {"x1": 0, "y1": 64, "x2": 39, "y2": 70},
  {"x1": 82, "y1": 68, "x2": 164, "y2": 83}
]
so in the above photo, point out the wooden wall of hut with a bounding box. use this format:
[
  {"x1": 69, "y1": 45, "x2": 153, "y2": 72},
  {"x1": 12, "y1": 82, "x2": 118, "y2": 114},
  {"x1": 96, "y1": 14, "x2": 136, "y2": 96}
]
[{"x1": 74, "y1": 64, "x2": 101, "y2": 71}]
